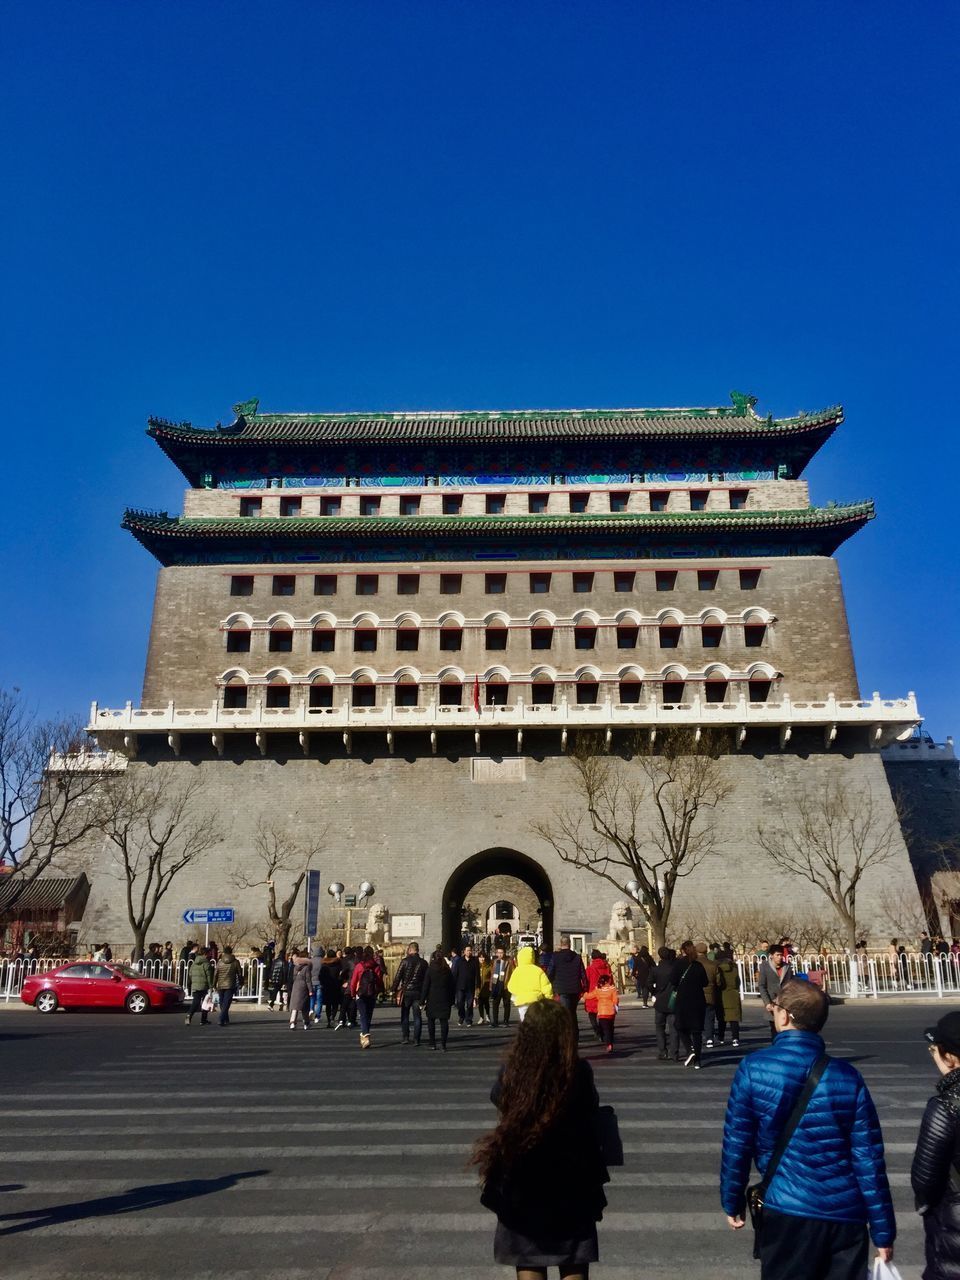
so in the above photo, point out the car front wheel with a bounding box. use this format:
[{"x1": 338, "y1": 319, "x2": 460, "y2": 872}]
[
  {"x1": 125, "y1": 990, "x2": 150, "y2": 1015},
  {"x1": 35, "y1": 990, "x2": 59, "y2": 1014}
]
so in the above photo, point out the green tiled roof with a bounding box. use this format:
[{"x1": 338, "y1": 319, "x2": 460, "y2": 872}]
[
  {"x1": 124, "y1": 503, "x2": 873, "y2": 542},
  {"x1": 147, "y1": 395, "x2": 843, "y2": 447}
]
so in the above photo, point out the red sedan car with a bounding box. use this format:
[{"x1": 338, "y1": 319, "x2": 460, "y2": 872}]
[{"x1": 21, "y1": 962, "x2": 184, "y2": 1015}]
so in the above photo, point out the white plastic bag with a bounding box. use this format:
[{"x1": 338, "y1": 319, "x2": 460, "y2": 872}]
[
  {"x1": 872, "y1": 1259, "x2": 904, "y2": 1280},
  {"x1": 201, "y1": 991, "x2": 214, "y2": 1012}
]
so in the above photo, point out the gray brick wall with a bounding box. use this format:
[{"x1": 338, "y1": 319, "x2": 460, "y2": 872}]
[{"x1": 77, "y1": 748, "x2": 915, "y2": 952}]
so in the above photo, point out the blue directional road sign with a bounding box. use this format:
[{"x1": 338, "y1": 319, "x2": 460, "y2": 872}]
[
  {"x1": 304, "y1": 871, "x2": 322, "y2": 937},
  {"x1": 182, "y1": 908, "x2": 235, "y2": 925}
]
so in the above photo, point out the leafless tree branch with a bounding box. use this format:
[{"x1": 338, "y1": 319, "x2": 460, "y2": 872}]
[
  {"x1": 532, "y1": 728, "x2": 733, "y2": 948},
  {"x1": 234, "y1": 818, "x2": 326, "y2": 954},
  {"x1": 757, "y1": 773, "x2": 905, "y2": 950}
]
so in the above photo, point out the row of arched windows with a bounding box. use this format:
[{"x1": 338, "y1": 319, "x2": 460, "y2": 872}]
[
  {"x1": 225, "y1": 617, "x2": 771, "y2": 655},
  {"x1": 219, "y1": 663, "x2": 779, "y2": 711}
]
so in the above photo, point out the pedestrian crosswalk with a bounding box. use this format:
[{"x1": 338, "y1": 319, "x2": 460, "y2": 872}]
[{"x1": 0, "y1": 1001, "x2": 932, "y2": 1279}]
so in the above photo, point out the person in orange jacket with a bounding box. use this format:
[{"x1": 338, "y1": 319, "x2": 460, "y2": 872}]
[
  {"x1": 584, "y1": 949, "x2": 613, "y2": 1042},
  {"x1": 595, "y1": 973, "x2": 620, "y2": 1054}
]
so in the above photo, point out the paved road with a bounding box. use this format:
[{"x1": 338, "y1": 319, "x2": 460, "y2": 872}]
[{"x1": 0, "y1": 996, "x2": 946, "y2": 1279}]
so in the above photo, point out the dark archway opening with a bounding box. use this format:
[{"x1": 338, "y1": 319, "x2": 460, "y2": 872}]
[{"x1": 441, "y1": 848, "x2": 554, "y2": 953}]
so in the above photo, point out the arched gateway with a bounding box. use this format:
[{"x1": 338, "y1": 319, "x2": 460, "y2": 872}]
[{"x1": 441, "y1": 848, "x2": 554, "y2": 953}]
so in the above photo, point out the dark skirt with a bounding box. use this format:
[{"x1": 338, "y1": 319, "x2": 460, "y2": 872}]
[{"x1": 494, "y1": 1219, "x2": 599, "y2": 1266}]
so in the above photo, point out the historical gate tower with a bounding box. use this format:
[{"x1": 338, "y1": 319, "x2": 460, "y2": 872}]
[{"x1": 84, "y1": 393, "x2": 920, "y2": 948}]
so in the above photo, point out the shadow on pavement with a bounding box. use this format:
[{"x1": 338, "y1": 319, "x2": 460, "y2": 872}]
[{"x1": 0, "y1": 1169, "x2": 268, "y2": 1235}]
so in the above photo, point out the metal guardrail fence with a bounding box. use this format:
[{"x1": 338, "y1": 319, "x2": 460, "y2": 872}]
[
  {"x1": 735, "y1": 951, "x2": 960, "y2": 1000},
  {"x1": 7, "y1": 951, "x2": 960, "y2": 1006}
]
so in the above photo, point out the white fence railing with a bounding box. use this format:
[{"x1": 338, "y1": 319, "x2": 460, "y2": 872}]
[
  {"x1": 2, "y1": 957, "x2": 266, "y2": 1005},
  {"x1": 736, "y1": 951, "x2": 960, "y2": 1000}
]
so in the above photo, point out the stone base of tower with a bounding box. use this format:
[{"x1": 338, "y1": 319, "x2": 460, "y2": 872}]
[{"x1": 75, "y1": 747, "x2": 919, "y2": 952}]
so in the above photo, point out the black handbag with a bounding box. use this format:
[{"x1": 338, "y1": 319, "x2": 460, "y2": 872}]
[
  {"x1": 596, "y1": 1104, "x2": 624, "y2": 1167},
  {"x1": 746, "y1": 1054, "x2": 828, "y2": 1258}
]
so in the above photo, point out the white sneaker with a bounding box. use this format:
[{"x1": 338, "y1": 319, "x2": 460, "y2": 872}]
[
  {"x1": 705, "y1": 1039, "x2": 714, "y2": 1048},
  {"x1": 684, "y1": 1052, "x2": 696, "y2": 1067},
  {"x1": 732, "y1": 1039, "x2": 740, "y2": 1047}
]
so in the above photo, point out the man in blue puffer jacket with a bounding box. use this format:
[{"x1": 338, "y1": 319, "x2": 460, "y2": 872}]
[{"x1": 720, "y1": 978, "x2": 896, "y2": 1278}]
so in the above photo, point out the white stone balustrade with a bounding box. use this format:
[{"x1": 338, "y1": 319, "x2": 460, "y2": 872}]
[{"x1": 88, "y1": 690, "x2": 920, "y2": 750}]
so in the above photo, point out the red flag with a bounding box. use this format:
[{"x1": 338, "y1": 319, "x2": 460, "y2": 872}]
[{"x1": 473, "y1": 675, "x2": 481, "y2": 714}]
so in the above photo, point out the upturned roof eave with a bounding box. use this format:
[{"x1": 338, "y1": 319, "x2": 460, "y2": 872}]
[{"x1": 121, "y1": 503, "x2": 875, "y2": 566}]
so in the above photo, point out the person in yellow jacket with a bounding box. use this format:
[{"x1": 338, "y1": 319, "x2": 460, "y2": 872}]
[{"x1": 506, "y1": 945, "x2": 553, "y2": 1021}]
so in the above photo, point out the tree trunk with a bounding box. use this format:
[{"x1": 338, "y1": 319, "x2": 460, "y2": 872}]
[
  {"x1": 131, "y1": 927, "x2": 148, "y2": 962},
  {"x1": 276, "y1": 918, "x2": 291, "y2": 954},
  {"x1": 649, "y1": 908, "x2": 667, "y2": 952}
]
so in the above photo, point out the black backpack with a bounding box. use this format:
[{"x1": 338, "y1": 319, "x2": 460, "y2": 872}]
[{"x1": 357, "y1": 965, "x2": 378, "y2": 998}]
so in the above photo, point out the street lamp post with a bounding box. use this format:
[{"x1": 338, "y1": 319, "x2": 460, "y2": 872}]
[{"x1": 327, "y1": 880, "x2": 376, "y2": 948}]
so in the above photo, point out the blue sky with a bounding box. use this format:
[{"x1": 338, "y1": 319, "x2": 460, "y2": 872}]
[{"x1": 2, "y1": 3, "x2": 957, "y2": 736}]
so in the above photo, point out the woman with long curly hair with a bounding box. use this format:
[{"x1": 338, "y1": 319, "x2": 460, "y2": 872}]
[{"x1": 473, "y1": 998, "x2": 609, "y2": 1279}]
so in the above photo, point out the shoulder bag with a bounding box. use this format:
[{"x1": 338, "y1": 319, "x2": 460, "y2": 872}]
[
  {"x1": 667, "y1": 963, "x2": 692, "y2": 1014},
  {"x1": 747, "y1": 1054, "x2": 828, "y2": 1258}
]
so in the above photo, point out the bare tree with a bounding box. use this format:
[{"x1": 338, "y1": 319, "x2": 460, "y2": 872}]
[
  {"x1": 757, "y1": 774, "x2": 906, "y2": 951},
  {"x1": 877, "y1": 885, "x2": 930, "y2": 947},
  {"x1": 98, "y1": 771, "x2": 222, "y2": 960},
  {"x1": 0, "y1": 689, "x2": 114, "y2": 911},
  {"x1": 234, "y1": 819, "x2": 326, "y2": 954},
  {"x1": 533, "y1": 729, "x2": 733, "y2": 949}
]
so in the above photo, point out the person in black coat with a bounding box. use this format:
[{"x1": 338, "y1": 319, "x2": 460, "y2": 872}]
[
  {"x1": 319, "y1": 950, "x2": 342, "y2": 1027},
  {"x1": 547, "y1": 935, "x2": 588, "y2": 1044},
  {"x1": 475, "y1": 997, "x2": 609, "y2": 1276},
  {"x1": 420, "y1": 947, "x2": 456, "y2": 1051},
  {"x1": 668, "y1": 940, "x2": 708, "y2": 1070},
  {"x1": 392, "y1": 942, "x2": 428, "y2": 1045},
  {"x1": 651, "y1": 946, "x2": 678, "y2": 1060},
  {"x1": 913, "y1": 1012, "x2": 960, "y2": 1278},
  {"x1": 451, "y1": 943, "x2": 481, "y2": 1027}
]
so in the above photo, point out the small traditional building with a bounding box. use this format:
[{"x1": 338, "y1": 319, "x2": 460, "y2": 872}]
[
  {"x1": 82, "y1": 393, "x2": 921, "y2": 948},
  {"x1": 0, "y1": 873, "x2": 91, "y2": 952}
]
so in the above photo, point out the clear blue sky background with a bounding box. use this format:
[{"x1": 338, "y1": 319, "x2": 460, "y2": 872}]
[{"x1": 2, "y1": 3, "x2": 957, "y2": 736}]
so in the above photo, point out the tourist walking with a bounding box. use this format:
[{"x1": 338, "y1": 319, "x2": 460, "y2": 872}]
[
  {"x1": 338, "y1": 946, "x2": 358, "y2": 1028},
  {"x1": 474, "y1": 998, "x2": 609, "y2": 1278},
  {"x1": 584, "y1": 949, "x2": 613, "y2": 1042},
  {"x1": 594, "y1": 973, "x2": 619, "y2": 1054},
  {"x1": 266, "y1": 950, "x2": 287, "y2": 1011},
  {"x1": 288, "y1": 951, "x2": 312, "y2": 1030},
  {"x1": 651, "y1": 946, "x2": 678, "y2": 1061},
  {"x1": 697, "y1": 943, "x2": 721, "y2": 1047},
  {"x1": 911, "y1": 1011, "x2": 960, "y2": 1277},
  {"x1": 392, "y1": 942, "x2": 428, "y2": 1045},
  {"x1": 185, "y1": 947, "x2": 214, "y2": 1025},
  {"x1": 310, "y1": 946, "x2": 325, "y2": 1022},
  {"x1": 452, "y1": 943, "x2": 481, "y2": 1027},
  {"x1": 669, "y1": 940, "x2": 708, "y2": 1069},
  {"x1": 507, "y1": 945, "x2": 553, "y2": 1022},
  {"x1": 349, "y1": 945, "x2": 385, "y2": 1048},
  {"x1": 214, "y1": 946, "x2": 242, "y2": 1026},
  {"x1": 548, "y1": 934, "x2": 588, "y2": 1044},
  {"x1": 320, "y1": 949, "x2": 342, "y2": 1027},
  {"x1": 721, "y1": 979, "x2": 895, "y2": 1279},
  {"x1": 758, "y1": 944, "x2": 793, "y2": 1041},
  {"x1": 715, "y1": 949, "x2": 742, "y2": 1047},
  {"x1": 633, "y1": 944, "x2": 654, "y2": 1006},
  {"x1": 477, "y1": 951, "x2": 492, "y2": 1025},
  {"x1": 421, "y1": 945, "x2": 456, "y2": 1051},
  {"x1": 489, "y1": 945, "x2": 515, "y2": 1027}
]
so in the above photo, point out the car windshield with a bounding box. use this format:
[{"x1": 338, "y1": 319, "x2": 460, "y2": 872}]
[{"x1": 111, "y1": 965, "x2": 141, "y2": 979}]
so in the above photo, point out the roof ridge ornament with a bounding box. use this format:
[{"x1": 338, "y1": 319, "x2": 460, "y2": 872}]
[
  {"x1": 729, "y1": 390, "x2": 758, "y2": 416},
  {"x1": 231, "y1": 397, "x2": 259, "y2": 420}
]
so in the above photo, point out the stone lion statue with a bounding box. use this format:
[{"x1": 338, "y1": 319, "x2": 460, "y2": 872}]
[
  {"x1": 364, "y1": 902, "x2": 390, "y2": 946},
  {"x1": 608, "y1": 901, "x2": 634, "y2": 944}
]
